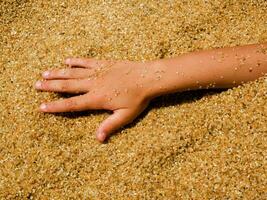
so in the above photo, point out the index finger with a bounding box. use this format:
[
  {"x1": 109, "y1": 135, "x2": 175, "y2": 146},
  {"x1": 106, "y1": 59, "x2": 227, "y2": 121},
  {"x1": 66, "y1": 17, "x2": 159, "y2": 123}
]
[{"x1": 65, "y1": 58, "x2": 116, "y2": 69}]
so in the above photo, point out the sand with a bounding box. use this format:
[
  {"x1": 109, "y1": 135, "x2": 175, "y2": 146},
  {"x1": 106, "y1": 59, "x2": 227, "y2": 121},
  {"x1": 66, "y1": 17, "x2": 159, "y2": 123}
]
[{"x1": 0, "y1": 0, "x2": 267, "y2": 199}]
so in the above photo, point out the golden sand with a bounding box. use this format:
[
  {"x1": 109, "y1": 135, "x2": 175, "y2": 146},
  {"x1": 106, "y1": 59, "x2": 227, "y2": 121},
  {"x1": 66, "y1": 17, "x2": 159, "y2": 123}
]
[{"x1": 0, "y1": 0, "x2": 267, "y2": 199}]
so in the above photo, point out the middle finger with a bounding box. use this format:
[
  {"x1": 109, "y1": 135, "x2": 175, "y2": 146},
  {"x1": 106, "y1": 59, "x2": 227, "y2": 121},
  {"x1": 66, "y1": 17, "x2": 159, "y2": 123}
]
[{"x1": 42, "y1": 68, "x2": 93, "y2": 80}]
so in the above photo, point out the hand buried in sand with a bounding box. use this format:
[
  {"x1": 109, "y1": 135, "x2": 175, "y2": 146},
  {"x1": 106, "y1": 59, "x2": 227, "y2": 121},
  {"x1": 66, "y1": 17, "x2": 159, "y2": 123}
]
[
  {"x1": 35, "y1": 58, "x2": 153, "y2": 142},
  {"x1": 35, "y1": 44, "x2": 267, "y2": 142}
]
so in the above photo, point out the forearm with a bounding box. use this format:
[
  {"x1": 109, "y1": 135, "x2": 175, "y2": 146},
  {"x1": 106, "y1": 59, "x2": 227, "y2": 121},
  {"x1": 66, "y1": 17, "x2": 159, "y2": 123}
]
[{"x1": 147, "y1": 43, "x2": 267, "y2": 98}]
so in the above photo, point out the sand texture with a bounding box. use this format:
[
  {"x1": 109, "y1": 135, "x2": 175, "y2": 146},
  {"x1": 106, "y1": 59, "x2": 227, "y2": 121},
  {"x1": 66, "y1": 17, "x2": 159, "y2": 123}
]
[{"x1": 1, "y1": 0, "x2": 267, "y2": 199}]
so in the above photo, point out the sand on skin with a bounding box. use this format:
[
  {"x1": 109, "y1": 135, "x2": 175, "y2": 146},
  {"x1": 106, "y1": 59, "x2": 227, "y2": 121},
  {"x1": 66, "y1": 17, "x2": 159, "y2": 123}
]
[{"x1": 0, "y1": 0, "x2": 267, "y2": 199}]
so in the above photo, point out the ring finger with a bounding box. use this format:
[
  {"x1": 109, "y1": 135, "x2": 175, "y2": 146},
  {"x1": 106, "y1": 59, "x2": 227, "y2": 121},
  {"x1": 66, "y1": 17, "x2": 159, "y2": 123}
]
[{"x1": 35, "y1": 79, "x2": 91, "y2": 93}]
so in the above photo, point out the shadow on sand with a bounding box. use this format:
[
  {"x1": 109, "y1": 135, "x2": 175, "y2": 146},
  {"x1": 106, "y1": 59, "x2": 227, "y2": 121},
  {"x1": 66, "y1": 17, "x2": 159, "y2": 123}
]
[{"x1": 53, "y1": 89, "x2": 226, "y2": 142}]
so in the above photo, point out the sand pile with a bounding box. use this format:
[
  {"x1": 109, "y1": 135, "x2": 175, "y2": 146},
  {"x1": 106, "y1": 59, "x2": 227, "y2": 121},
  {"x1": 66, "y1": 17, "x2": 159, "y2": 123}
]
[{"x1": 0, "y1": 0, "x2": 266, "y2": 199}]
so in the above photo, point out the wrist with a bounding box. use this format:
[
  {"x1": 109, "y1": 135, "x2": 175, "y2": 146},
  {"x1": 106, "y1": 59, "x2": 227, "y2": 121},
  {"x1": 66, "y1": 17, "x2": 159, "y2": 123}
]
[
  {"x1": 143, "y1": 56, "x2": 195, "y2": 100},
  {"x1": 142, "y1": 59, "x2": 174, "y2": 100}
]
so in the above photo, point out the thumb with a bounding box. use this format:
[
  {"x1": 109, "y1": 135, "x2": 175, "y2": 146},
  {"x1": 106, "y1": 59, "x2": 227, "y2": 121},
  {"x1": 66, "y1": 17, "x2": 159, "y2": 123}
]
[{"x1": 96, "y1": 108, "x2": 137, "y2": 142}]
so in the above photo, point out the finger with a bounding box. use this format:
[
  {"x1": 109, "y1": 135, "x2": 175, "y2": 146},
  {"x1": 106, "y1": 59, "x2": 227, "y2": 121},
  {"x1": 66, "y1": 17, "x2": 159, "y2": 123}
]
[
  {"x1": 42, "y1": 68, "x2": 92, "y2": 80},
  {"x1": 65, "y1": 57, "x2": 101, "y2": 68},
  {"x1": 65, "y1": 57, "x2": 115, "y2": 69},
  {"x1": 39, "y1": 93, "x2": 102, "y2": 113},
  {"x1": 35, "y1": 79, "x2": 90, "y2": 93},
  {"x1": 96, "y1": 109, "x2": 137, "y2": 142}
]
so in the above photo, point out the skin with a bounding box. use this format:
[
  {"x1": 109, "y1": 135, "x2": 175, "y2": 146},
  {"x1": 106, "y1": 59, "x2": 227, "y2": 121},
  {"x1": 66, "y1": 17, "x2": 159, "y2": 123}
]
[{"x1": 35, "y1": 43, "x2": 267, "y2": 143}]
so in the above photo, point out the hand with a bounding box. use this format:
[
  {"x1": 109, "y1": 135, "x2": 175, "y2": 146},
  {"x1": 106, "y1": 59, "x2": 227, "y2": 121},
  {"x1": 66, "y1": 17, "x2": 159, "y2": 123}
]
[{"x1": 35, "y1": 58, "x2": 153, "y2": 142}]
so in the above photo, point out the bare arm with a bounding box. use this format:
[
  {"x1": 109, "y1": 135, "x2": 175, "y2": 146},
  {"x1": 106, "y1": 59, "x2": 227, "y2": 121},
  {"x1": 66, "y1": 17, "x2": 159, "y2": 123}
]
[
  {"x1": 36, "y1": 43, "x2": 267, "y2": 142},
  {"x1": 146, "y1": 43, "x2": 267, "y2": 98}
]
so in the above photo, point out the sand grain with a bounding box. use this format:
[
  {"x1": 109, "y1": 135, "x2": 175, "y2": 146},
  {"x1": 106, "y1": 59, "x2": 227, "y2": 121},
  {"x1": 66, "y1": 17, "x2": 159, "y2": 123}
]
[{"x1": 0, "y1": 0, "x2": 267, "y2": 199}]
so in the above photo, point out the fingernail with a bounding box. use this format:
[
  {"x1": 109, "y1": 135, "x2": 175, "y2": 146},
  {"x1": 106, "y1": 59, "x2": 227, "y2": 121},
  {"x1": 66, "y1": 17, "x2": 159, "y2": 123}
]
[
  {"x1": 65, "y1": 58, "x2": 71, "y2": 64},
  {"x1": 40, "y1": 103, "x2": 47, "y2": 111},
  {"x1": 35, "y1": 81, "x2": 42, "y2": 89},
  {"x1": 42, "y1": 71, "x2": 50, "y2": 78}
]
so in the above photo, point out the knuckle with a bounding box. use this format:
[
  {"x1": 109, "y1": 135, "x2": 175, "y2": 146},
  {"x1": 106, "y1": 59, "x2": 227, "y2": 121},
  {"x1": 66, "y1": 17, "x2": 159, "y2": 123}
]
[
  {"x1": 59, "y1": 81, "x2": 69, "y2": 91},
  {"x1": 52, "y1": 69, "x2": 67, "y2": 77},
  {"x1": 41, "y1": 81, "x2": 48, "y2": 89},
  {"x1": 64, "y1": 99, "x2": 77, "y2": 110},
  {"x1": 91, "y1": 91, "x2": 103, "y2": 101},
  {"x1": 84, "y1": 59, "x2": 90, "y2": 64},
  {"x1": 52, "y1": 70, "x2": 60, "y2": 77},
  {"x1": 93, "y1": 93, "x2": 106, "y2": 108},
  {"x1": 60, "y1": 69, "x2": 67, "y2": 76}
]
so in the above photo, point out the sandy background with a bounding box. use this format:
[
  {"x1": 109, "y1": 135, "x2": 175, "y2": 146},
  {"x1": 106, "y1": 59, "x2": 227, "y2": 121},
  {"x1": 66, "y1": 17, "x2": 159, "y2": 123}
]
[{"x1": 1, "y1": 0, "x2": 267, "y2": 199}]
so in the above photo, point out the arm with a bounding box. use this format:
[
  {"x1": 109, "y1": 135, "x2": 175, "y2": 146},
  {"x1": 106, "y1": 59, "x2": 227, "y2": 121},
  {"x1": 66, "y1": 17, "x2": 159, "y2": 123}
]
[
  {"x1": 35, "y1": 43, "x2": 267, "y2": 142},
  {"x1": 146, "y1": 43, "x2": 267, "y2": 98}
]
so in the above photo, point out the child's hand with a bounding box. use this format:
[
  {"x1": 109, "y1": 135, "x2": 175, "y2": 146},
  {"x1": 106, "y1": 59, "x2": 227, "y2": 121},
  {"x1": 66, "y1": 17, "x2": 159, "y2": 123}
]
[
  {"x1": 36, "y1": 44, "x2": 267, "y2": 142},
  {"x1": 35, "y1": 58, "x2": 153, "y2": 142}
]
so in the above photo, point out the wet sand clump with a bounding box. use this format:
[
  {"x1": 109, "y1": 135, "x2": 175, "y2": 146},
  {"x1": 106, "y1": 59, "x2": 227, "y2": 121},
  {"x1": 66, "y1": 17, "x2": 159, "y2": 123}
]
[{"x1": 0, "y1": 0, "x2": 266, "y2": 199}]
